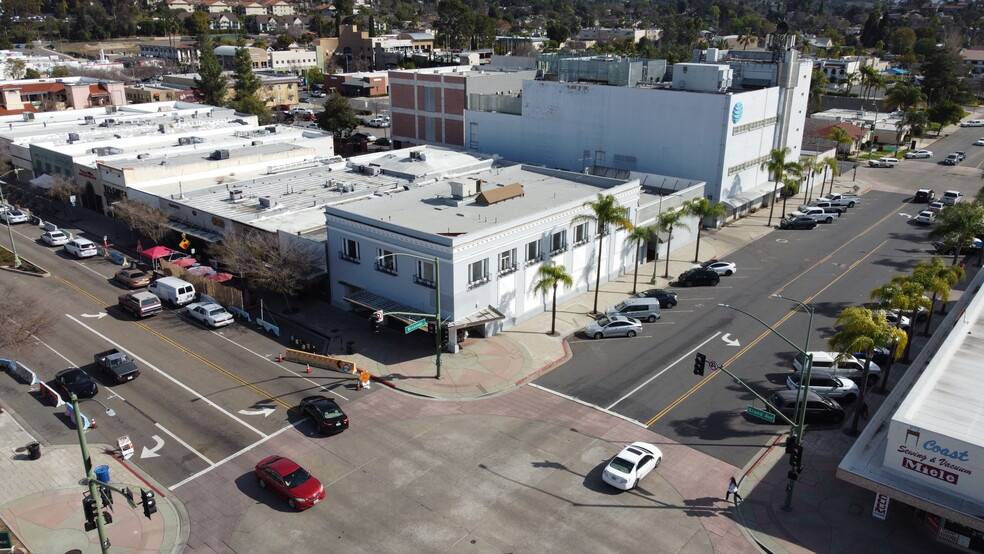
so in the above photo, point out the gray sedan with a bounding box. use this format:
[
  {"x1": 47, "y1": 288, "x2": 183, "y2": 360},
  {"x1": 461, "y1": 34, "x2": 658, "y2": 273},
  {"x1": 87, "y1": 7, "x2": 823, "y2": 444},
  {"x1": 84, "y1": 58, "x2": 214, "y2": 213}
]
[{"x1": 584, "y1": 315, "x2": 643, "y2": 339}]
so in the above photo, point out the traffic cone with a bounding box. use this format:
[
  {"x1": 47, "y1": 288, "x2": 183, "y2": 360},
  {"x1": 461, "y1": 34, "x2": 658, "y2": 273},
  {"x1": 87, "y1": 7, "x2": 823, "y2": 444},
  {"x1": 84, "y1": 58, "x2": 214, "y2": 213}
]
[
  {"x1": 277, "y1": 354, "x2": 283, "y2": 362},
  {"x1": 305, "y1": 364, "x2": 311, "y2": 373}
]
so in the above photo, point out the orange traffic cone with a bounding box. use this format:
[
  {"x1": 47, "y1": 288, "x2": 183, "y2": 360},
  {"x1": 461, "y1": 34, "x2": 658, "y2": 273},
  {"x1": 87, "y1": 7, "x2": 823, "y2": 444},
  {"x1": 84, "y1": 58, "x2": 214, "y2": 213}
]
[
  {"x1": 277, "y1": 354, "x2": 283, "y2": 362},
  {"x1": 305, "y1": 364, "x2": 311, "y2": 373}
]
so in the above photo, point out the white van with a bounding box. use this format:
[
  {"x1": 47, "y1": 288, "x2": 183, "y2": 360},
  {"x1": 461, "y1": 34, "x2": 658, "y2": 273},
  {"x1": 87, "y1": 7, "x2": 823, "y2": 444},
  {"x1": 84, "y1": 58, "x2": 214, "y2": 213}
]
[
  {"x1": 793, "y1": 351, "x2": 881, "y2": 387},
  {"x1": 147, "y1": 277, "x2": 196, "y2": 307},
  {"x1": 960, "y1": 119, "x2": 984, "y2": 127},
  {"x1": 605, "y1": 297, "x2": 661, "y2": 322}
]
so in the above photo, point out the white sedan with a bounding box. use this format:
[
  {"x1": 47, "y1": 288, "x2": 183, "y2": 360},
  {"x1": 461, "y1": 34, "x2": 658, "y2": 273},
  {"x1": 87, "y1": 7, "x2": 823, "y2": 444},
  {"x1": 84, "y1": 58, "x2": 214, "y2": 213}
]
[
  {"x1": 602, "y1": 442, "x2": 663, "y2": 490},
  {"x1": 697, "y1": 260, "x2": 737, "y2": 276},
  {"x1": 904, "y1": 149, "x2": 933, "y2": 159},
  {"x1": 913, "y1": 210, "x2": 936, "y2": 225},
  {"x1": 185, "y1": 302, "x2": 234, "y2": 328},
  {"x1": 584, "y1": 315, "x2": 643, "y2": 339},
  {"x1": 0, "y1": 209, "x2": 29, "y2": 224},
  {"x1": 975, "y1": 138, "x2": 984, "y2": 146},
  {"x1": 40, "y1": 229, "x2": 70, "y2": 246}
]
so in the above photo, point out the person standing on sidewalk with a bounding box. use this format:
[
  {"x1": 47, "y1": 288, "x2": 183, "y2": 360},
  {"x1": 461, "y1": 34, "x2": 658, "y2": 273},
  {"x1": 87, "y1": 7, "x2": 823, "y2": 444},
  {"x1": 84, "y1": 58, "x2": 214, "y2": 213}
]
[{"x1": 726, "y1": 477, "x2": 742, "y2": 503}]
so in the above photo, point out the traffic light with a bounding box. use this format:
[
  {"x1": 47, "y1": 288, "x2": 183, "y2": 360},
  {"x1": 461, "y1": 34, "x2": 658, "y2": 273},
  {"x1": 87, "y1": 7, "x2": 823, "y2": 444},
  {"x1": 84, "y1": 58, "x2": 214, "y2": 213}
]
[
  {"x1": 427, "y1": 322, "x2": 436, "y2": 334},
  {"x1": 83, "y1": 494, "x2": 98, "y2": 527},
  {"x1": 440, "y1": 325, "x2": 449, "y2": 345},
  {"x1": 785, "y1": 435, "x2": 798, "y2": 454},
  {"x1": 99, "y1": 484, "x2": 113, "y2": 510},
  {"x1": 693, "y1": 353, "x2": 706, "y2": 376},
  {"x1": 370, "y1": 310, "x2": 383, "y2": 333},
  {"x1": 787, "y1": 469, "x2": 800, "y2": 481},
  {"x1": 789, "y1": 444, "x2": 804, "y2": 469},
  {"x1": 141, "y1": 489, "x2": 157, "y2": 519}
]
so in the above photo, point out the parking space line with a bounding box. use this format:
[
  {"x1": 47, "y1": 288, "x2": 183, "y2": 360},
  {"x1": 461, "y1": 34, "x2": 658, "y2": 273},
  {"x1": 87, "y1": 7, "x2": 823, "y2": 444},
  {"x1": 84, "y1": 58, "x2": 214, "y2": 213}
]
[
  {"x1": 606, "y1": 331, "x2": 722, "y2": 411},
  {"x1": 528, "y1": 384, "x2": 649, "y2": 428},
  {"x1": 156, "y1": 422, "x2": 214, "y2": 465}
]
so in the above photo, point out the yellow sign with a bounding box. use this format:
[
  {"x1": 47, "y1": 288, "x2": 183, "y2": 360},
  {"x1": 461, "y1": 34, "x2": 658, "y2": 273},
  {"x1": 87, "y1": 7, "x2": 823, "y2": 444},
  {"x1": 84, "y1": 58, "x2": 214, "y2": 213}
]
[{"x1": 179, "y1": 238, "x2": 190, "y2": 249}]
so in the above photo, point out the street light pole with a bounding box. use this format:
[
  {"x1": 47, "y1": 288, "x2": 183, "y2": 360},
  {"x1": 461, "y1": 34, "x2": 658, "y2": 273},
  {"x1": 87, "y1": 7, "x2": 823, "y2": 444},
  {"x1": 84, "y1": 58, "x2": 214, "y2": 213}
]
[
  {"x1": 0, "y1": 169, "x2": 22, "y2": 268},
  {"x1": 70, "y1": 393, "x2": 116, "y2": 553},
  {"x1": 771, "y1": 294, "x2": 816, "y2": 463},
  {"x1": 378, "y1": 252, "x2": 442, "y2": 379}
]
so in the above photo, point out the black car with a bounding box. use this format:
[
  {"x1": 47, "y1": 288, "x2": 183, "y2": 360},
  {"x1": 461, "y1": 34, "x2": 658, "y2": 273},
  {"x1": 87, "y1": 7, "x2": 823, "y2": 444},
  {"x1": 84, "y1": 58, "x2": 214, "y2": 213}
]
[
  {"x1": 375, "y1": 137, "x2": 392, "y2": 146},
  {"x1": 768, "y1": 390, "x2": 844, "y2": 424},
  {"x1": 54, "y1": 368, "x2": 98, "y2": 399},
  {"x1": 913, "y1": 189, "x2": 935, "y2": 203},
  {"x1": 932, "y1": 237, "x2": 983, "y2": 255},
  {"x1": 634, "y1": 288, "x2": 678, "y2": 308},
  {"x1": 855, "y1": 346, "x2": 892, "y2": 367},
  {"x1": 299, "y1": 395, "x2": 349, "y2": 434},
  {"x1": 676, "y1": 267, "x2": 719, "y2": 287},
  {"x1": 779, "y1": 217, "x2": 818, "y2": 230}
]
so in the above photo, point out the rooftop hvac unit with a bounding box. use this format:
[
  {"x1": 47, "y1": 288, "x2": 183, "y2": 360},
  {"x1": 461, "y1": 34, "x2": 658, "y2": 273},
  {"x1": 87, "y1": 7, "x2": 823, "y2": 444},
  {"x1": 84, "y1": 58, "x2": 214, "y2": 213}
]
[
  {"x1": 229, "y1": 189, "x2": 243, "y2": 201},
  {"x1": 84, "y1": 116, "x2": 95, "y2": 124},
  {"x1": 106, "y1": 106, "x2": 118, "y2": 114},
  {"x1": 22, "y1": 112, "x2": 34, "y2": 121},
  {"x1": 409, "y1": 150, "x2": 421, "y2": 160},
  {"x1": 258, "y1": 196, "x2": 275, "y2": 208},
  {"x1": 265, "y1": 126, "x2": 276, "y2": 133},
  {"x1": 252, "y1": 140, "x2": 263, "y2": 146},
  {"x1": 137, "y1": 153, "x2": 150, "y2": 160},
  {"x1": 367, "y1": 166, "x2": 381, "y2": 176},
  {"x1": 159, "y1": 124, "x2": 166, "y2": 133},
  {"x1": 68, "y1": 133, "x2": 80, "y2": 141},
  {"x1": 212, "y1": 149, "x2": 230, "y2": 160}
]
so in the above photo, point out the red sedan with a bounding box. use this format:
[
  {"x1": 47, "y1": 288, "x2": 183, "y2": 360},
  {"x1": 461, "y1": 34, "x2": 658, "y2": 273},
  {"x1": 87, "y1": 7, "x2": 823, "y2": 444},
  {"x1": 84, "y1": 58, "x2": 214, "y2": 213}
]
[{"x1": 255, "y1": 455, "x2": 325, "y2": 510}]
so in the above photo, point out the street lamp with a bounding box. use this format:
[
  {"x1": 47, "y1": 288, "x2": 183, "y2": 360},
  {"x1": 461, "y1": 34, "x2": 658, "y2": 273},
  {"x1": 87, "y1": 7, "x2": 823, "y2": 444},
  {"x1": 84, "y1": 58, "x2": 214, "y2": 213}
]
[
  {"x1": 0, "y1": 168, "x2": 22, "y2": 268},
  {"x1": 718, "y1": 302, "x2": 813, "y2": 512},
  {"x1": 771, "y1": 294, "x2": 815, "y2": 454},
  {"x1": 376, "y1": 252, "x2": 443, "y2": 379},
  {"x1": 70, "y1": 393, "x2": 116, "y2": 553}
]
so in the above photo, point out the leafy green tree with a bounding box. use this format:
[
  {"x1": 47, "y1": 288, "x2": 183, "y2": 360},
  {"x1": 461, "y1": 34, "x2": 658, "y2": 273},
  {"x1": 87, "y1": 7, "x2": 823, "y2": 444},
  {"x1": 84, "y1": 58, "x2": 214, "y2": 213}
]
[
  {"x1": 186, "y1": 10, "x2": 210, "y2": 36},
  {"x1": 193, "y1": 33, "x2": 227, "y2": 108},
  {"x1": 625, "y1": 225, "x2": 658, "y2": 294},
  {"x1": 573, "y1": 193, "x2": 633, "y2": 314},
  {"x1": 920, "y1": 47, "x2": 969, "y2": 105},
  {"x1": 928, "y1": 201, "x2": 984, "y2": 266},
  {"x1": 315, "y1": 92, "x2": 359, "y2": 137},
  {"x1": 681, "y1": 198, "x2": 726, "y2": 263},
  {"x1": 273, "y1": 34, "x2": 293, "y2": 50},
  {"x1": 826, "y1": 127, "x2": 853, "y2": 159},
  {"x1": 911, "y1": 257, "x2": 963, "y2": 334},
  {"x1": 828, "y1": 307, "x2": 906, "y2": 434},
  {"x1": 656, "y1": 207, "x2": 689, "y2": 280},
  {"x1": 229, "y1": 35, "x2": 272, "y2": 123},
  {"x1": 884, "y1": 84, "x2": 925, "y2": 146},
  {"x1": 809, "y1": 69, "x2": 828, "y2": 113},
  {"x1": 50, "y1": 66, "x2": 70, "y2": 78},
  {"x1": 3, "y1": 59, "x2": 26, "y2": 80},
  {"x1": 546, "y1": 22, "x2": 570, "y2": 43},
  {"x1": 871, "y1": 276, "x2": 931, "y2": 363},
  {"x1": 305, "y1": 67, "x2": 324, "y2": 89},
  {"x1": 435, "y1": 0, "x2": 473, "y2": 49},
  {"x1": 24, "y1": 68, "x2": 40, "y2": 79},
  {"x1": 472, "y1": 14, "x2": 497, "y2": 48},
  {"x1": 761, "y1": 147, "x2": 803, "y2": 227},
  {"x1": 531, "y1": 262, "x2": 573, "y2": 336}
]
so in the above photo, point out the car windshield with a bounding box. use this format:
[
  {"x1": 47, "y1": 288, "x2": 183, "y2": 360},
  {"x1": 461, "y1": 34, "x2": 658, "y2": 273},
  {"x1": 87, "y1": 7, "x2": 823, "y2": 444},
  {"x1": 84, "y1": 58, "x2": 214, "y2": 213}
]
[
  {"x1": 62, "y1": 371, "x2": 88, "y2": 384},
  {"x1": 283, "y1": 468, "x2": 312, "y2": 488},
  {"x1": 613, "y1": 301, "x2": 627, "y2": 311},
  {"x1": 594, "y1": 316, "x2": 613, "y2": 326},
  {"x1": 608, "y1": 456, "x2": 634, "y2": 474}
]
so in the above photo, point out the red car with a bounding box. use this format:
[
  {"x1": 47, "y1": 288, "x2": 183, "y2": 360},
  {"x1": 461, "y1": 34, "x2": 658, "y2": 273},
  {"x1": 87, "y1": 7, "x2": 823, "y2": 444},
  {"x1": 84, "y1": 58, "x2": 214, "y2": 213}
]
[{"x1": 255, "y1": 455, "x2": 325, "y2": 510}]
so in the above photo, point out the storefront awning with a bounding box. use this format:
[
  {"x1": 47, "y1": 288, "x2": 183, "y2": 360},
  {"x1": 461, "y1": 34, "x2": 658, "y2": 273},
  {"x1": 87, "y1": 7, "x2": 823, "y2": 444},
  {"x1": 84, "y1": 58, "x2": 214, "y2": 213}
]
[{"x1": 168, "y1": 220, "x2": 223, "y2": 242}]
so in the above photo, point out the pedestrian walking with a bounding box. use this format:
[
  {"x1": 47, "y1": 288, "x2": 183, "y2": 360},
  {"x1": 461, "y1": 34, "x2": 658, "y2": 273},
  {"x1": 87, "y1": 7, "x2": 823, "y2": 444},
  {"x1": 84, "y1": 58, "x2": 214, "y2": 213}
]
[
  {"x1": 726, "y1": 477, "x2": 742, "y2": 503},
  {"x1": 860, "y1": 402, "x2": 870, "y2": 420}
]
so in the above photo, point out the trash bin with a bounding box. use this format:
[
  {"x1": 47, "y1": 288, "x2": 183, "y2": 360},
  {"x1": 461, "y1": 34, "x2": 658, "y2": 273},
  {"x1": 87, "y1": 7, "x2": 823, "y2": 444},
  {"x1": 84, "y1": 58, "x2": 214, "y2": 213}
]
[
  {"x1": 26, "y1": 442, "x2": 41, "y2": 460},
  {"x1": 345, "y1": 341, "x2": 355, "y2": 355},
  {"x1": 94, "y1": 465, "x2": 110, "y2": 484}
]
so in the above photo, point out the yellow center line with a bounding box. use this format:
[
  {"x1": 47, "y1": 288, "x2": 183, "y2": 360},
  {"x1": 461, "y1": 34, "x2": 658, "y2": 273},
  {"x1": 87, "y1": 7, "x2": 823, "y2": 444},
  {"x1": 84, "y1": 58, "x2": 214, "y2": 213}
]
[
  {"x1": 644, "y1": 198, "x2": 907, "y2": 428},
  {"x1": 54, "y1": 276, "x2": 294, "y2": 411}
]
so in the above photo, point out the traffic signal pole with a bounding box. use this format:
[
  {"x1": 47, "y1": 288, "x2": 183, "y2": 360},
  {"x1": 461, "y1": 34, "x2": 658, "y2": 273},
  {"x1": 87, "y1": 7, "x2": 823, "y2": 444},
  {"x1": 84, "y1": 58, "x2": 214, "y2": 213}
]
[{"x1": 71, "y1": 394, "x2": 111, "y2": 553}]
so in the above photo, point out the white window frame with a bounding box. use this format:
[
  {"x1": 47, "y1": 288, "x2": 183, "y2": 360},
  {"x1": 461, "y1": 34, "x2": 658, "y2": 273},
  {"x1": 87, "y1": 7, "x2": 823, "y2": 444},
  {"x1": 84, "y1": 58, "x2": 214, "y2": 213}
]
[
  {"x1": 525, "y1": 240, "x2": 541, "y2": 265},
  {"x1": 467, "y1": 259, "x2": 489, "y2": 287},
  {"x1": 550, "y1": 230, "x2": 567, "y2": 255},
  {"x1": 498, "y1": 248, "x2": 517, "y2": 275},
  {"x1": 573, "y1": 222, "x2": 589, "y2": 246},
  {"x1": 415, "y1": 259, "x2": 436, "y2": 288},
  {"x1": 340, "y1": 238, "x2": 360, "y2": 262}
]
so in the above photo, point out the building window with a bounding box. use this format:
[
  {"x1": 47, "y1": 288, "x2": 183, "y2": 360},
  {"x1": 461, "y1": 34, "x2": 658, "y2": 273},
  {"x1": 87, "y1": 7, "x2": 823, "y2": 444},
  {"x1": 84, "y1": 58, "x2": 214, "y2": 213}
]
[
  {"x1": 339, "y1": 238, "x2": 360, "y2": 263},
  {"x1": 468, "y1": 259, "x2": 489, "y2": 287},
  {"x1": 525, "y1": 240, "x2": 541, "y2": 265},
  {"x1": 498, "y1": 248, "x2": 517, "y2": 275},
  {"x1": 573, "y1": 223, "x2": 589, "y2": 246},
  {"x1": 550, "y1": 231, "x2": 567, "y2": 255},
  {"x1": 414, "y1": 260, "x2": 436, "y2": 288},
  {"x1": 375, "y1": 248, "x2": 397, "y2": 275}
]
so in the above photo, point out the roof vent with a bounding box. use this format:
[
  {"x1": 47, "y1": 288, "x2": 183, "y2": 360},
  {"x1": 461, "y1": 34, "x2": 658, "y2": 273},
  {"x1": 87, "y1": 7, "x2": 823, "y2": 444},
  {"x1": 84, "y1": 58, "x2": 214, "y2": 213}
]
[
  {"x1": 258, "y1": 196, "x2": 276, "y2": 208},
  {"x1": 229, "y1": 189, "x2": 243, "y2": 201},
  {"x1": 212, "y1": 149, "x2": 230, "y2": 160}
]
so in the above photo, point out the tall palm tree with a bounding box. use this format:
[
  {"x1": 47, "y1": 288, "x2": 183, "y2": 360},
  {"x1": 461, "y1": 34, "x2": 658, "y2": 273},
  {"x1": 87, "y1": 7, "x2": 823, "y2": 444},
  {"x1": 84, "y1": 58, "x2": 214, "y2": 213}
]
[
  {"x1": 817, "y1": 157, "x2": 840, "y2": 199},
  {"x1": 843, "y1": 71, "x2": 861, "y2": 95},
  {"x1": 883, "y1": 84, "x2": 926, "y2": 147},
  {"x1": 681, "y1": 198, "x2": 726, "y2": 263},
  {"x1": 911, "y1": 257, "x2": 964, "y2": 331},
  {"x1": 761, "y1": 147, "x2": 802, "y2": 227},
  {"x1": 825, "y1": 127, "x2": 853, "y2": 159},
  {"x1": 809, "y1": 70, "x2": 828, "y2": 113},
  {"x1": 656, "y1": 208, "x2": 689, "y2": 278},
  {"x1": 859, "y1": 65, "x2": 878, "y2": 98},
  {"x1": 928, "y1": 202, "x2": 984, "y2": 266},
  {"x1": 625, "y1": 225, "x2": 658, "y2": 294},
  {"x1": 828, "y1": 307, "x2": 907, "y2": 435},
  {"x1": 532, "y1": 262, "x2": 573, "y2": 336},
  {"x1": 780, "y1": 176, "x2": 800, "y2": 219},
  {"x1": 871, "y1": 275, "x2": 931, "y2": 363},
  {"x1": 574, "y1": 193, "x2": 633, "y2": 314},
  {"x1": 737, "y1": 28, "x2": 756, "y2": 50},
  {"x1": 799, "y1": 156, "x2": 816, "y2": 205}
]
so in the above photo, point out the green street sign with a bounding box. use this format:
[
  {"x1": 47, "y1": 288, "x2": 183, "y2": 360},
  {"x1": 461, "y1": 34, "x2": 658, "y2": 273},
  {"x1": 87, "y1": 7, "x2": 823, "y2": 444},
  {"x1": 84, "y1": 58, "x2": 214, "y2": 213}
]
[
  {"x1": 404, "y1": 319, "x2": 426, "y2": 334},
  {"x1": 746, "y1": 406, "x2": 776, "y2": 423}
]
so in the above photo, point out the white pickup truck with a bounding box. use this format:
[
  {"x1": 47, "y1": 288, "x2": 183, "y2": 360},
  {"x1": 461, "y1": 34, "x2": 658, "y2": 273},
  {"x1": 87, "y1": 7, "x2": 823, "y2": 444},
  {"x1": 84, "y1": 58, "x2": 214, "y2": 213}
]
[
  {"x1": 790, "y1": 207, "x2": 839, "y2": 224},
  {"x1": 818, "y1": 193, "x2": 861, "y2": 208}
]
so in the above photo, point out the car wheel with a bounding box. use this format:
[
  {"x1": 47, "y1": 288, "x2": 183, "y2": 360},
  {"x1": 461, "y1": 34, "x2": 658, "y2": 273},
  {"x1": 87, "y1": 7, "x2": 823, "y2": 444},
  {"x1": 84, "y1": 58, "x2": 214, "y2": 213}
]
[
  {"x1": 258, "y1": 477, "x2": 267, "y2": 488},
  {"x1": 647, "y1": 315, "x2": 657, "y2": 323},
  {"x1": 668, "y1": 301, "x2": 677, "y2": 308},
  {"x1": 712, "y1": 279, "x2": 720, "y2": 286},
  {"x1": 626, "y1": 330, "x2": 637, "y2": 338},
  {"x1": 724, "y1": 270, "x2": 733, "y2": 276},
  {"x1": 825, "y1": 217, "x2": 833, "y2": 224},
  {"x1": 593, "y1": 332, "x2": 604, "y2": 339},
  {"x1": 654, "y1": 457, "x2": 661, "y2": 468},
  {"x1": 288, "y1": 498, "x2": 297, "y2": 510},
  {"x1": 843, "y1": 393, "x2": 857, "y2": 403},
  {"x1": 848, "y1": 202, "x2": 856, "y2": 208}
]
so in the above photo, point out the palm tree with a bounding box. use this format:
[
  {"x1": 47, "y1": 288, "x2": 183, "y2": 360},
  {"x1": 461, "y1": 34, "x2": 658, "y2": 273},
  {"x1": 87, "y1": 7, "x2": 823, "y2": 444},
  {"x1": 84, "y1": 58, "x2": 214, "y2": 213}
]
[
  {"x1": 780, "y1": 176, "x2": 800, "y2": 219},
  {"x1": 761, "y1": 147, "x2": 802, "y2": 227},
  {"x1": 928, "y1": 202, "x2": 984, "y2": 266},
  {"x1": 573, "y1": 193, "x2": 633, "y2": 314},
  {"x1": 843, "y1": 70, "x2": 861, "y2": 96},
  {"x1": 817, "y1": 157, "x2": 840, "y2": 199},
  {"x1": 883, "y1": 84, "x2": 926, "y2": 147},
  {"x1": 681, "y1": 198, "x2": 726, "y2": 263},
  {"x1": 799, "y1": 156, "x2": 816, "y2": 205},
  {"x1": 871, "y1": 276, "x2": 931, "y2": 363},
  {"x1": 912, "y1": 257, "x2": 964, "y2": 335},
  {"x1": 859, "y1": 65, "x2": 878, "y2": 98},
  {"x1": 625, "y1": 225, "x2": 658, "y2": 294},
  {"x1": 828, "y1": 307, "x2": 907, "y2": 435},
  {"x1": 737, "y1": 28, "x2": 756, "y2": 50},
  {"x1": 656, "y1": 208, "x2": 689, "y2": 279},
  {"x1": 809, "y1": 70, "x2": 828, "y2": 113},
  {"x1": 532, "y1": 262, "x2": 574, "y2": 336},
  {"x1": 825, "y1": 127, "x2": 853, "y2": 159}
]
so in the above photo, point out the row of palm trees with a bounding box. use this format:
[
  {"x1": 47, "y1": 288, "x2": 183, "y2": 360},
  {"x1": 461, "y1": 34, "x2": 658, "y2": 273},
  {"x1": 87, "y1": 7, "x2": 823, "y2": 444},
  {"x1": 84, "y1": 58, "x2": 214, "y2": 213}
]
[
  {"x1": 532, "y1": 193, "x2": 730, "y2": 335},
  {"x1": 761, "y1": 147, "x2": 842, "y2": 227}
]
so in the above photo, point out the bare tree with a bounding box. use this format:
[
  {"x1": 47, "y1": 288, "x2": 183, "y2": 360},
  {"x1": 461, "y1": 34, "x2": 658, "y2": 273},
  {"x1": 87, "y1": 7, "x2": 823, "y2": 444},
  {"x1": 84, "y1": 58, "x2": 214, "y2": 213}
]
[
  {"x1": 0, "y1": 285, "x2": 55, "y2": 354},
  {"x1": 208, "y1": 229, "x2": 321, "y2": 311},
  {"x1": 45, "y1": 175, "x2": 84, "y2": 216},
  {"x1": 110, "y1": 198, "x2": 171, "y2": 245}
]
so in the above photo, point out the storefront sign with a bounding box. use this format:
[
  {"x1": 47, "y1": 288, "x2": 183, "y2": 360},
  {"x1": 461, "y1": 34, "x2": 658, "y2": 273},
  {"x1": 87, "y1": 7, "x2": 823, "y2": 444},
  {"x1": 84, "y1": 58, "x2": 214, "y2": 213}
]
[
  {"x1": 885, "y1": 423, "x2": 980, "y2": 498},
  {"x1": 872, "y1": 493, "x2": 890, "y2": 520}
]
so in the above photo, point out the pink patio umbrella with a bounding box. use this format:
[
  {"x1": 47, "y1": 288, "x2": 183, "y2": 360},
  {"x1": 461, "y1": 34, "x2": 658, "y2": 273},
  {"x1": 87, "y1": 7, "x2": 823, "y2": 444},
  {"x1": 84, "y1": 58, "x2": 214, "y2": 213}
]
[
  {"x1": 204, "y1": 272, "x2": 234, "y2": 283},
  {"x1": 171, "y1": 257, "x2": 198, "y2": 268},
  {"x1": 187, "y1": 265, "x2": 216, "y2": 276}
]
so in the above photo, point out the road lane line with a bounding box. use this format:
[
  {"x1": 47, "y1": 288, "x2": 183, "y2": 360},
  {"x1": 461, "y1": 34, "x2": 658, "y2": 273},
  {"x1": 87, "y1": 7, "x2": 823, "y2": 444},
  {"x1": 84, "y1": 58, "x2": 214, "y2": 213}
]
[
  {"x1": 34, "y1": 335, "x2": 130, "y2": 402},
  {"x1": 528, "y1": 383, "x2": 649, "y2": 428},
  {"x1": 155, "y1": 422, "x2": 214, "y2": 465},
  {"x1": 66, "y1": 314, "x2": 267, "y2": 438},
  {"x1": 607, "y1": 331, "x2": 722, "y2": 411}
]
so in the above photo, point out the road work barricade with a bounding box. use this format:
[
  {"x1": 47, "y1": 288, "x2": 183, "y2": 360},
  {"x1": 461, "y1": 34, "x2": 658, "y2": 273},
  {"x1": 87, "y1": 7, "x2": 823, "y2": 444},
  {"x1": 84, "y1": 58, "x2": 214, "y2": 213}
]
[{"x1": 283, "y1": 349, "x2": 357, "y2": 374}]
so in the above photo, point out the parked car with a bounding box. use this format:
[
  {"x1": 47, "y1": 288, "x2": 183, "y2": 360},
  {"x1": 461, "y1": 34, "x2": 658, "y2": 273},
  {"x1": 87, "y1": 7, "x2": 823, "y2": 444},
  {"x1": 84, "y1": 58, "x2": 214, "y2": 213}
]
[
  {"x1": 310, "y1": 90, "x2": 326, "y2": 98},
  {"x1": 779, "y1": 217, "x2": 818, "y2": 230},
  {"x1": 185, "y1": 302, "x2": 234, "y2": 328},
  {"x1": 943, "y1": 153, "x2": 961, "y2": 165},
  {"x1": 790, "y1": 206, "x2": 838, "y2": 224},
  {"x1": 913, "y1": 189, "x2": 935, "y2": 203},
  {"x1": 584, "y1": 315, "x2": 643, "y2": 339},
  {"x1": 905, "y1": 149, "x2": 933, "y2": 159},
  {"x1": 955, "y1": 151, "x2": 967, "y2": 161},
  {"x1": 805, "y1": 200, "x2": 845, "y2": 214},
  {"x1": 696, "y1": 260, "x2": 737, "y2": 276},
  {"x1": 255, "y1": 455, "x2": 326, "y2": 510},
  {"x1": 298, "y1": 395, "x2": 349, "y2": 434},
  {"x1": 676, "y1": 267, "x2": 720, "y2": 287},
  {"x1": 854, "y1": 346, "x2": 892, "y2": 367},
  {"x1": 933, "y1": 237, "x2": 983, "y2": 255},
  {"x1": 868, "y1": 157, "x2": 899, "y2": 168},
  {"x1": 913, "y1": 210, "x2": 936, "y2": 225},
  {"x1": 975, "y1": 138, "x2": 984, "y2": 146},
  {"x1": 768, "y1": 390, "x2": 845, "y2": 424},
  {"x1": 40, "y1": 229, "x2": 70, "y2": 246},
  {"x1": 940, "y1": 190, "x2": 963, "y2": 205},
  {"x1": 634, "y1": 288, "x2": 678, "y2": 308},
  {"x1": 601, "y1": 442, "x2": 662, "y2": 490},
  {"x1": 961, "y1": 119, "x2": 984, "y2": 127},
  {"x1": 375, "y1": 137, "x2": 392, "y2": 146},
  {"x1": 118, "y1": 291, "x2": 163, "y2": 318},
  {"x1": 605, "y1": 297, "x2": 661, "y2": 322},
  {"x1": 0, "y1": 209, "x2": 29, "y2": 224},
  {"x1": 114, "y1": 268, "x2": 151, "y2": 288},
  {"x1": 793, "y1": 351, "x2": 882, "y2": 387},
  {"x1": 927, "y1": 201, "x2": 946, "y2": 213},
  {"x1": 786, "y1": 369, "x2": 859, "y2": 402},
  {"x1": 53, "y1": 367, "x2": 98, "y2": 399},
  {"x1": 64, "y1": 237, "x2": 98, "y2": 258}
]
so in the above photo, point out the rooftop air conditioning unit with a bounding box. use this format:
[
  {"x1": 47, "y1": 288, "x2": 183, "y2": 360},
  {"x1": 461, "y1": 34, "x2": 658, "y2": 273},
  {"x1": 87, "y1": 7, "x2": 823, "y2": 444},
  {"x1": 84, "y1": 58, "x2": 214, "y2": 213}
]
[
  {"x1": 137, "y1": 153, "x2": 150, "y2": 159},
  {"x1": 84, "y1": 116, "x2": 95, "y2": 124},
  {"x1": 258, "y1": 196, "x2": 275, "y2": 208},
  {"x1": 252, "y1": 140, "x2": 263, "y2": 146},
  {"x1": 229, "y1": 189, "x2": 243, "y2": 201},
  {"x1": 212, "y1": 149, "x2": 230, "y2": 160},
  {"x1": 68, "y1": 133, "x2": 80, "y2": 141}
]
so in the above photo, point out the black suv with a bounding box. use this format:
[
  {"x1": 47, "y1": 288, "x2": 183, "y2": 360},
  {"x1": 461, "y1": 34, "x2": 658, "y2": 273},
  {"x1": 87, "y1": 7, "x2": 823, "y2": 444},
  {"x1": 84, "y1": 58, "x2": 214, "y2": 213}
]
[
  {"x1": 913, "y1": 189, "x2": 935, "y2": 203},
  {"x1": 634, "y1": 288, "x2": 678, "y2": 308},
  {"x1": 676, "y1": 267, "x2": 720, "y2": 287}
]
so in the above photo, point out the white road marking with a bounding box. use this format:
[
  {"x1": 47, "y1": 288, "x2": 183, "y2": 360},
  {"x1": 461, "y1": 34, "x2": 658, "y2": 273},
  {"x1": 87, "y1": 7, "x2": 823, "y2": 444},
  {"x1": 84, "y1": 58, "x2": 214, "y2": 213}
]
[
  {"x1": 155, "y1": 423, "x2": 214, "y2": 465},
  {"x1": 66, "y1": 314, "x2": 266, "y2": 438},
  {"x1": 527, "y1": 384, "x2": 648, "y2": 428},
  {"x1": 140, "y1": 434, "x2": 165, "y2": 458},
  {"x1": 606, "y1": 331, "x2": 723, "y2": 411}
]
